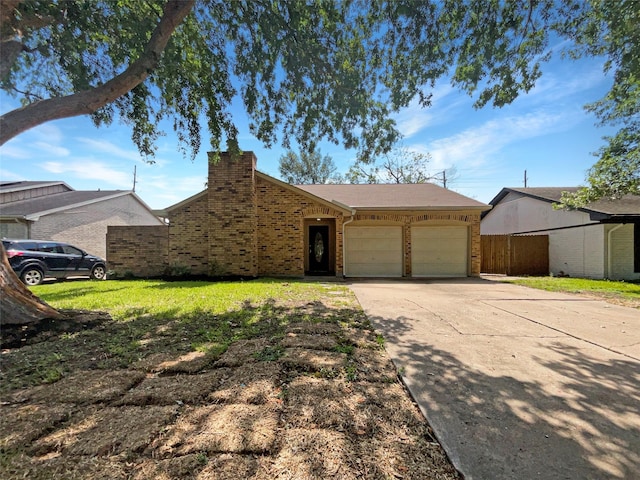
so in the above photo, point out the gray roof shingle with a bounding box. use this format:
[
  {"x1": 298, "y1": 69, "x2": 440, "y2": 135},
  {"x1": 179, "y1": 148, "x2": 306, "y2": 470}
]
[
  {"x1": 0, "y1": 190, "x2": 128, "y2": 217},
  {"x1": 295, "y1": 183, "x2": 489, "y2": 210}
]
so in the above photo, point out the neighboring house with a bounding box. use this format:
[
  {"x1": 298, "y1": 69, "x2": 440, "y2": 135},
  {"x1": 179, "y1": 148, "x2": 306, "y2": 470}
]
[
  {"x1": 481, "y1": 187, "x2": 640, "y2": 280},
  {"x1": 108, "y1": 152, "x2": 490, "y2": 278},
  {"x1": 0, "y1": 180, "x2": 164, "y2": 259}
]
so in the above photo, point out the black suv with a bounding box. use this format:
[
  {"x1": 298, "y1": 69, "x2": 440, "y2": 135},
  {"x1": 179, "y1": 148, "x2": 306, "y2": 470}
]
[{"x1": 2, "y1": 239, "x2": 107, "y2": 286}]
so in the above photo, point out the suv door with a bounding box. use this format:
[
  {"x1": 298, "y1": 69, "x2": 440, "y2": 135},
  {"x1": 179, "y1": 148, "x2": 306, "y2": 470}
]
[
  {"x1": 60, "y1": 244, "x2": 88, "y2": 274},
  {"x1": 37, "y1": 243, "x2": 71, "y2": 277}
]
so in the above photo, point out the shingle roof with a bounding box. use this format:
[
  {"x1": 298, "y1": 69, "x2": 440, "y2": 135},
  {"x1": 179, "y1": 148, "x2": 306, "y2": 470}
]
[
  {"x1": 490, "y1": 187, "x2": 640, "y2": 218},
  {"x1": 0, "y1": 190, "x2": 129, "y2": 218},
  {"x1": 0, "y1": 180, "x2": 72, "y2": 192},
  {"x1": 295, "y1": 183, "x2": 489, "y2": 210}
]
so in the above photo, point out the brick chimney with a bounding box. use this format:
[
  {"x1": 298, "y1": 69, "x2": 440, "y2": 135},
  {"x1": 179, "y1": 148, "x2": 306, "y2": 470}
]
[{"x1": 208, "y1": 151, "x2": 258, "y2": 276}]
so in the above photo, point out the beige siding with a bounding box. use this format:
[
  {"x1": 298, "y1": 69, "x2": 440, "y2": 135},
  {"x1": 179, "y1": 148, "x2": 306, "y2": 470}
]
[
  {"x1": 412, "y1": 226, "x2": 468, "y2": 277},
  {"x1": 345, "y1": 226, "x2": 403, "y2": 277},
  {"x1": 609, "y1": 224, "x2": 640, "y2": 281},
  {"x1": 481, "y1": 195, "x2": 595, "y2": 235},
  {"x1": 548, "y1": 224, "x2": 605, "y2": 278},
  {"x1": 31, "y1": 194, "x2": 163, "y2": 259}
]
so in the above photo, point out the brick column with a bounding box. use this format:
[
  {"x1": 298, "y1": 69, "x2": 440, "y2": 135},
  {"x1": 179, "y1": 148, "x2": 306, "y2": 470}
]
[
  {"x1": 208, "y1": 151, "x2": 258, "y2": 276},
  {"x1": 470, "y1": 215, "x2": 481, "y2": 276}
]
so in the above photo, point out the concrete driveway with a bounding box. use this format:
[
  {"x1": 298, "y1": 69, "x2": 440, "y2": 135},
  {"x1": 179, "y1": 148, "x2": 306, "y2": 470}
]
[{"x1": 349, "y1": 278, "x2": 640, "y2": 480}]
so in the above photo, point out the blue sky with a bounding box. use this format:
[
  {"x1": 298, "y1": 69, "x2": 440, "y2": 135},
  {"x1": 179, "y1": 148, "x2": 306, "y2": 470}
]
[{"x1": 0, "y1": 50, "x2": 615, "y2": 210}]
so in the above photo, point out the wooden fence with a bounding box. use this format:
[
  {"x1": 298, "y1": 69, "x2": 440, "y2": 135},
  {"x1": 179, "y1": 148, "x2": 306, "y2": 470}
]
[{"x1": 481, "y1": 235, "x2": 549, "y2": 276}]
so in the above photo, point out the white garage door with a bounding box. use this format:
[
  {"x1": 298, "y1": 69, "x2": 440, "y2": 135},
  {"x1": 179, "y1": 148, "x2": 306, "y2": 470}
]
[
  {"x1": 412, "y1": 226, "x2": 468, "y2": 277},
  {"x1": 345, "y1": 226, "x2": 403, "y2": 277}
]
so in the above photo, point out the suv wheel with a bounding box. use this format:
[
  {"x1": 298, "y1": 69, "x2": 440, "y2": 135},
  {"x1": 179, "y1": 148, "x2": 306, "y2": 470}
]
[
  {"x1": 91, "y1": 265, "x2": 106, "y2": 280},
  {"x1": 21, "y1": 268, "x2": 44, "y2": 286}
]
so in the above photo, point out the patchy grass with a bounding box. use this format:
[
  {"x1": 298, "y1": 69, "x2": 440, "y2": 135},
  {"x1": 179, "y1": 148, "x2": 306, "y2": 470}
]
[
  {"x1": 1, "y1": 278, "x2": 460, "y2": 480},
  {"x1": 506, "y1": 276, "x2": 640, "y2": 308}
]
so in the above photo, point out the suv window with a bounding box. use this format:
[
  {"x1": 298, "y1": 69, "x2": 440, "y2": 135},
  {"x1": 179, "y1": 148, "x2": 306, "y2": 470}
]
[
  {"x1": 3, "y1": 241, "x2": 38, "y2": 251},
  {"x1": 38, "y1": 244, "x2": 64, "y2": 253},
  {"x1": 61, "y1": 245, "x2": 83, "y2": 255}
]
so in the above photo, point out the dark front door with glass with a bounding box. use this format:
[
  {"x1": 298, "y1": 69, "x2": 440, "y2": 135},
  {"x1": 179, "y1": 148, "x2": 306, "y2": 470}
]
[{"x1": 308, "y1": 225, "x2": 330, "y2": 274}]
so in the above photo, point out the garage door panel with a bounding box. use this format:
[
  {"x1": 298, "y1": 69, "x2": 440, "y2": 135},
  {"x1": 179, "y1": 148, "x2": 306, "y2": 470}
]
[
  {"x1": 412, "y1": 226, "x2": 468, "y2": 277},
  {"x1": 346, "y1": 226, "x2": 402, "y2": 277}
]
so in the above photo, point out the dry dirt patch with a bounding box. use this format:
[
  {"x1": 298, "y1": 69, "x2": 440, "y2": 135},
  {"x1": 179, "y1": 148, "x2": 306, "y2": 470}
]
[
  {"x1": 281, "y1": 332, "x2": 338, "y2": 350},
  {"x1": 116, "y1": 371, "x2": 223, "y2": 406},
  {"x1": 0, "y1": 285, "x2": 461, "y2": 480},
  {"x1": 281, "y1": 347, "x2": 346, "y2": 371},
  {"x1": 215, "y1": 338, "x2": 273, "y2": 367},
  {"x1": 0, "y1": 404, "x2": 72, "y2": 450},
  {"x1": 131, "y1": 351, "x2": 216, "y2": 374},
  {"x1": 9, "y1": 369, "x2": 145, "y2": 405},
  {"x1": 31, "y1": 405, "x2": 178, "y2": 457},
  {"x1": 2, "y1": 453, "x2": 131, "y2": 480},
  {"x1": 154, "y1": 404, "x2": 280, "y2": 456},
  {"x1": 207, "y1": 362, "x2": 283, "y2": 405}
]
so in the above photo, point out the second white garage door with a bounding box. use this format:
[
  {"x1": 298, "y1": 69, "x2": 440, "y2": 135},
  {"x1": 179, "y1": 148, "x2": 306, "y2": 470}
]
[
  {"x1": 345, "y1": 226, "x2": 402, "y2": 277},
  {"x1": 412, "y1": 226, "x2": 468, "y2": 277}
]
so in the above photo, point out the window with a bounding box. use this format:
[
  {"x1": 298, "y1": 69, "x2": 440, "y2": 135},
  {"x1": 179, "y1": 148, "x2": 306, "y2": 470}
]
[
  {"x1": 39, "y1": 244, "x2": 63, "y2": 253},
  {"x1": 61, "y1": 245, "x2": 83, "y2": 255}
]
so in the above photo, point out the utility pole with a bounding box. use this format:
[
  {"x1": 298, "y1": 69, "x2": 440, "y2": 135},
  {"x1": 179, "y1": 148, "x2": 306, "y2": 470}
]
[
  {"x1": 523, "y1": 169, "x2": 528, "y2": 188},
  {"x1": 132, "y1": 165, "x2": 137, "y2": 192},
  {"x1": 442, "y1": 170, "x2": 447, "y2": 189}
]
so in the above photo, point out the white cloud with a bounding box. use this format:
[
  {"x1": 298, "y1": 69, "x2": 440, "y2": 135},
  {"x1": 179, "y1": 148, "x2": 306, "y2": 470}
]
[
  {"x1": 34, "y1": 142, "x2": 70, "y2": 157},
  {"x1": 40, "y1": 160, "x2": 131, "y2": 188},
  {"x1": 416, "y1": 108, "x2": 581, "y2": 171},
  {"x1": 76, "y1": 137, "x2": 143, "y2": 162},
  {"x1": 0, "y1": 144, "x2": 30, "y2": 159},
  {"x1": 394, "y1": 83, "x2": 464, "y2": 138},
  {"x1": 0, "y1": 169, "x2": 23, "y2": 181}
]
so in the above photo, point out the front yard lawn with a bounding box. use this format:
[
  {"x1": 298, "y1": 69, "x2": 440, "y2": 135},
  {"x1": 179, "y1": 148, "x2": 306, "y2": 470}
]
[
  {"x1": 506, "y1": 277, "x2": 640, "y2": 308},
  {"x1": 0, "y1": 279, "x2": 460, "y2": 480}
]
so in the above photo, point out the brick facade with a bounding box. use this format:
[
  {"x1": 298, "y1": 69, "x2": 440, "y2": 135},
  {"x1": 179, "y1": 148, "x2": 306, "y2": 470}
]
[
  {"x1": 107, "y1": 151, "x2": 483, "y2": 278},
  {"x1": 169, "y1": 192, "x2": 209, "y2": 275},
  {"x1": 107, "y1": 225, "x2": 169, "y2": 277},
  {"x1": 208, "y1": 152, "x2": 258, "y2": 276}
]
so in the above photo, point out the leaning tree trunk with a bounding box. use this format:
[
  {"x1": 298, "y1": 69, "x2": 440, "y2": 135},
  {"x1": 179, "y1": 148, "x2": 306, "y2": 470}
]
[{"x1": 0, "y1": 244, "x2": 62, "y2": 325}]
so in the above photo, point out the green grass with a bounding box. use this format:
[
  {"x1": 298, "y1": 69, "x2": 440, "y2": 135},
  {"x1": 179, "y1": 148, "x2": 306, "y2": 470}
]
[
  {"x1": 506, "y1": 276, "x2": 640, "y2": 305},
  {"x1": 32, "y1": 278, "x2": 326, "y2": 320},
  {"x1": 1, "y1": 278, "x2": 355, "y2": 393}
]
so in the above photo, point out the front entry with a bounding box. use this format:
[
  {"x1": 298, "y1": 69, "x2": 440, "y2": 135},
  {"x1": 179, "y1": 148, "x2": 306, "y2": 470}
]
[{"x1": 307, "y1": 224, "x2": 332, "y2": 274}]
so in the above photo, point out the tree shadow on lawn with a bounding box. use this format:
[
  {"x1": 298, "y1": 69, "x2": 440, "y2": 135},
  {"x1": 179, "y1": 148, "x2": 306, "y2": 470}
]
[
  {"x1": 370, "y1": 314, "x2": 640, "y2": 480},
  {"x1": 0, "y1": 295, "x2": 461, "y2": 480},
  {"x1": 0, "y1": 297, "x2": 358, "y2": 392}
]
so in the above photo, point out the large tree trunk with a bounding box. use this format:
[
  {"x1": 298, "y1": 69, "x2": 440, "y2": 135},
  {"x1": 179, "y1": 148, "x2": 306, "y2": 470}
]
[
  {"x1": 0, "y1": 244, "x2": 62, "y2": 325},
  {"x1": 0, "y1": 0, "x2": 194, "y2": 145}
]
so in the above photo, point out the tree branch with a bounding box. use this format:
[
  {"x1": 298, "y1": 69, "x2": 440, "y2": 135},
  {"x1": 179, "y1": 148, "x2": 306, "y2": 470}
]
[{"x1": 0, "y1": 0, "x2": 194, "y2": 145}]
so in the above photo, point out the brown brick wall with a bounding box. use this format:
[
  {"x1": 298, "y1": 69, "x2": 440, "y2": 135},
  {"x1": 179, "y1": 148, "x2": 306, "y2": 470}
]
[
  {"x1": 106, "y1": 152, "x2": 483, "y2": 279},
  {"x1": 208, "y1": 152, "x2": 258, "y2": 276},
  {"x1": 106, "y1": 225, "x2": 169, "y2": 277},
  {"x1": 256, "y1": 178, "x2": 346, "y2": 276},
  {"x1": 168, "y1": 193, "x2": 209, "y2": 275}
]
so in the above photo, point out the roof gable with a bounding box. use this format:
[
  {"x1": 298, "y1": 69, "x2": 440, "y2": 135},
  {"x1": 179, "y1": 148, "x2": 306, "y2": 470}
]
[
  {"x1": 0, "y1": 190, "x2": 133, "y2": 219},
  {"x1": 487, "y1": 187, "x2": 640, "y2": 220}
]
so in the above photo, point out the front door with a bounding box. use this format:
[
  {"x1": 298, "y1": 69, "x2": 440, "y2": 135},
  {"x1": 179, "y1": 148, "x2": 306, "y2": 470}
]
[{"x1": 308, "y1": 225, "x2": 330, "y2": 274}]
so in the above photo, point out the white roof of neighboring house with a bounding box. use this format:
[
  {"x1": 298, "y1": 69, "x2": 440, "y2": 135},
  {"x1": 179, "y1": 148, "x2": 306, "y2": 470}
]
[{"x1": 487, "y1": 187, "x2": 640, "y2": 221}]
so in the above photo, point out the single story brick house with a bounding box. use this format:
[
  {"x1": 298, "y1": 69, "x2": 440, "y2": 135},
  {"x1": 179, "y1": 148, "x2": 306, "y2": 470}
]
[
  {"x1": 107, "y1": 151, "x2": 490, "y2": 278},
  {"x1": 481, "y1": 187, "x2": 640, "y2": 280},
  {"x1": 1, "y1": 180, "x2": 163, "y2": 259}
]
